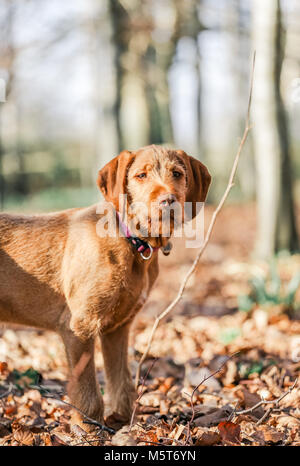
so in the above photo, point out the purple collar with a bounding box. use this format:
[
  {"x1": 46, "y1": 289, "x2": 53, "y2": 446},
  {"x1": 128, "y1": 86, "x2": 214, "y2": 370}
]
[{"x1": 116, "y1": 211, "x2": 158, "y2": 260}]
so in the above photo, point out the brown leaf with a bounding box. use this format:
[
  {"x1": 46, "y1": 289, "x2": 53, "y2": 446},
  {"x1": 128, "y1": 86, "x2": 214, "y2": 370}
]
[
  {"x1": 40, "y1": 433, "x2": 52, "y2": 446},
  {"x1": 0, "y1": 417, "x2": 12, "y2": 432},
  {"x1": 5, "y1": 405, "x2": 17, "y2": 416},
  {"x1": 27, "y1": 416, "x2": 47, "y2": 433},
  {"x1": 260, "y1": 374, "x2": 282, "y2": 397},
  {"x1": 111, "y1": 425, "x2": 137, "y2": 446},
  {"x1": 105, "y1": 412, "x2": 128, "y2": 431},
  {"x1": 169, "y1": 424, "x2": 185, "y2": 441},
  {"x1": 71, "y1": 424, "x2": 88, "y2": 438},
  {"x1": 50, "y1": 434, "x2": 69, "y2": 446},
  {"x1": 16, "y1": 404, "x2": 33, "y2": 419},
  {"x1": 0, "y1": 425, "x2": 10, "y2": 438},
  {"x1": 275, "y1": 415, "x2": 300, "y2": 429},
  {"x1": 0, "y1": 362, "x2": 8, "y2": 374},
  {"x1": 139, "y1": 430, "x2": 159, "y2": 445},
  {"x1": 159, "y1": 399, "x2": 170, "y2": 415},
  {"x1": 136, "y1": 405, "x2": 158, "y2": 414},
  {"x1": 139, "y1": 391, "x2": 165, "y2": 407},
  {"x1": 236, "y1": 387, "x2": 265, "y2": 418},
  {"x1": 194, "y1": 405, "x2": 233, "y2": 427},
  {"x1": 195, "y1": 430, "x2": 221, "y2": 446},
  {"x1": 252, "y1": 426, "x2": 284, "y2": 445},
  {"x1": 158, "y1": 377, "x2": 175, "y2": 394},
  {"x1": 218, "y1": 421, "x2": 241, "y2": 445},
  {"x1": 13, "y1": 428, "x2": 34, "y2": 446}
]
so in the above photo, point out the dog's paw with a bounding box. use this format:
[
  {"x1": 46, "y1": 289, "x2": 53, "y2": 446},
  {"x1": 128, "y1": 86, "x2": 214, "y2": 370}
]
[
  {"x1": 70, "y1": 409, "x2": 105, "y2": 434},
  {"x1": 107, "y1": 384, "x2": 137, "y2": 423}
]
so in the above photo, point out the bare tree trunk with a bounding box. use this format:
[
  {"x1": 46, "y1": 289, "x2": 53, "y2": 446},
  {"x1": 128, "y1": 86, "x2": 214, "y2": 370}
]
[
  {"x1": 0, "y1": 0, "x2": 15, "y2": 209},
  {"x1": 0, "y1": 109, "x2": 4, "y2": 209},
  {"x1": 252, "y1": 0, "x2": 299, "y2": 259},
  {"x1": 274, "y1": 4, "x2": 299, "y2": 252},
  {"x1": 227, "y1": 0, "x2": 255, "y2": 199},
  {"x1": 109, "y1": 0, "x2": 150, "y2": 150},
  {"x1": 89, "y1": 0, "x2": 120, "y2": 172}
]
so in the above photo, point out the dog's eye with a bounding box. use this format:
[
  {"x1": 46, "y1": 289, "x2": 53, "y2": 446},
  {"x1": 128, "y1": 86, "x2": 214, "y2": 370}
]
[
  {"x1": 173, "y1": 170, "x2": 182, "y2": 178},
  {"x1": 136, "y1": 172, "x2": 147, "y2": 179}
]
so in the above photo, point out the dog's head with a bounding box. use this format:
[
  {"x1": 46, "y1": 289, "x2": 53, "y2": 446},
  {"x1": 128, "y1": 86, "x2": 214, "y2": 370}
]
[{"x1": 97, "y1": 145, "x2": 211, "y2": 246}]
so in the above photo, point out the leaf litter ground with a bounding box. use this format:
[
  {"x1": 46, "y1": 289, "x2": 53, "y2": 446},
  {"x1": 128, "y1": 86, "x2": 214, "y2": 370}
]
[{"x1": 0, "y1": 204, "x2": 299, "y2": 446}]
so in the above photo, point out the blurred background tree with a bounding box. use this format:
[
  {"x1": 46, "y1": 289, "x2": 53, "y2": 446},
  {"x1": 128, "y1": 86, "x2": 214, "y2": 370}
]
[
  {"x1": 252, "y1": 0, "x2": 299, "y2": 259},
  {"x1": 0, "y1": 0, "x2": 299, "y2": 259}
]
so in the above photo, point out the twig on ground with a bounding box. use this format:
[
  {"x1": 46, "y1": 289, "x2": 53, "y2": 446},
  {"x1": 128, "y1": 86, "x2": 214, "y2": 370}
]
[
  {"x1": 129, "y1": 358, "x2": 157, "y2": 431},
  {"x1": 0, "y1": 383, "x2": 14, "y2": 399},
  {"x1": 72, "y1": 438, "x2": 102, "y2": 447},
  {"x1": 32, "y1": 385, "x2": 115, "y2": 435},
  {"x1": 234, "y1": 377, "x2": 298, "y2": 425},
  {"x1": 136, "y1": 438, "x2": 168, "y2": 446},
  {"x1": 33, "y1": 354, "x2": 116, "y2": 434},
  {"x1": 135, "y1": 52, "x2": 256, "y2": 389}
]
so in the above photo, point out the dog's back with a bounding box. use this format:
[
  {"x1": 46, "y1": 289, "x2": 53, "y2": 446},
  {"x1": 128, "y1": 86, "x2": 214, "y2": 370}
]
[{"x1": 0, "y1": 211, "x2": 72, "y2": 330}]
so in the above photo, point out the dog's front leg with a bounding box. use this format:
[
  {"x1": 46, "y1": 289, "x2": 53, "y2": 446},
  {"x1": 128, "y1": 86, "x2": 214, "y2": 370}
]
[
  {"x1": 61, "y1": 330, "x2": 104, "y2": 430},
  {"x1": 100, "y1": 323, "x2": 136, "y2": 421}
]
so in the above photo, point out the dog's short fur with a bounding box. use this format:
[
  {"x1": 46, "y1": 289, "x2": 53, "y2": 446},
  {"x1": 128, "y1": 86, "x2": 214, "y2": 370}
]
[{"x1": 0, "y1": 145, "x2": 210, "y2": 428}]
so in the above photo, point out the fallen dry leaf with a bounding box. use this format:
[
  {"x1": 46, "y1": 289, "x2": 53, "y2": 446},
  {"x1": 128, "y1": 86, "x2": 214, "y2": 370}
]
[
  {"x1": 139, "y1": 391, "x2": 165, "y2": 407},
  {"x1": 236, "y1": 387, "x2": 265, "y2": 418},
  {"x1": 169, "y1": 424, "x2": 185, "y2": 441},
  {"x1": 275, "y1": 415, "x2": 300, "y2": 429},
  {"x1": 251, "y1": 425, "x2": 285, "y2": 445},
  {"x1": 0, "y1": 424, "x2": 10, "y2": 438},
  {"x1": 158, "y1": 377, "x2": 175, "y2": 394},
  {"x1": 218, "y1": 421, "x2": 241, "y2": 445},
  {"x1": 0, "y1": 362, "x2": 8, "y2": 374},
  {"x1": 105, "y1": 412, "x2": 128, "y2": 431},
  {"x1": 195, "y1": 429, "x2": 221, "y2": 446},
  {"x1": 136, "y1": 405, "x2": 158, "y2": 414},
  {"x1": 111, "y1": 425, "x2": 137, "y2": 446},
  {"x1": 194, "y1": 405, "x2": 233, "y2": 427},
  {"x1": 50, "y1": 434, "x2": 69, "y2": 446},
  {"x1": 13, "y1": 428, "x2": 34, "y2": 446},
  {"x1": 5, "y1": 406, "x2": 17, "y2": 416},
  {"x1": 159, "y1": 399, "x2": 170, "y2": 415}
]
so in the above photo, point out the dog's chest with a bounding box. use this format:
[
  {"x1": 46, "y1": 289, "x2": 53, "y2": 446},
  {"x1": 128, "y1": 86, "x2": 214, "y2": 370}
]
[
  {"x1": 135, "y1": 273, "x2": 149, "y2": 308},
  {"x1": 101, "y1": 260, "x2": 156, "y2": 333}
]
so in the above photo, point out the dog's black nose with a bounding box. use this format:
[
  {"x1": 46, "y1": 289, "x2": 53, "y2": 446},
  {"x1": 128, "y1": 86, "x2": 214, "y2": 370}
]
[{"x1": 159, "y1": 193, "x2": 177, "y2": 207}]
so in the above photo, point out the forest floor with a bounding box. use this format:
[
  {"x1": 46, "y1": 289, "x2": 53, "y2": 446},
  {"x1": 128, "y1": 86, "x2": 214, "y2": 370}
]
[{"x1": 0, "y1": 203, "x2": 300, "y2": 446}]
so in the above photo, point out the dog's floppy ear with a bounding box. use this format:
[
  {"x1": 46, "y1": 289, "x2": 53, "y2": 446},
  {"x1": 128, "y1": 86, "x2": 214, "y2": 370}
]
[
  {"x1": 97, "y1": 150, "x2": 135, "y2": 211},
  {"x1": 177, "y1": 150, "x2": 211, "y2": 219}
]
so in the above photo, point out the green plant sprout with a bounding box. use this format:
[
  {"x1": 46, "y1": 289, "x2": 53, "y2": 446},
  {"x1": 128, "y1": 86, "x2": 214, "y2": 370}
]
[{"x1": 238, "y1": 258, "x2": 300, "y2": 315}]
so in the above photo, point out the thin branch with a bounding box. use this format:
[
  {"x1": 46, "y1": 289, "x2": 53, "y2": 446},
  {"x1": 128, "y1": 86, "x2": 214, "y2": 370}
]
[
  {"x1": 0, "y1": 383, "x2": 13, "y2": 399},
  {"x1": 32, "y1": 385, "x2": 115, "y2": 435},
  {"x1": 129, "y1": 358, "x2": 157, "y2": 431},
  {"x1": 135, "y1": 52, "x2": 256, "y2": 389},
  {"x1": 234, "y1": 377, "x2": 298, "y2": 425},
  {"x1": 136, "y1": 438, "x2": 168, "y2": 446},
  {"x1": 185, "y1": 352, "x2": 239, "y2": 445},
  {"x1": 72, "y1": 438, "x2": 102, "y2": 447}
]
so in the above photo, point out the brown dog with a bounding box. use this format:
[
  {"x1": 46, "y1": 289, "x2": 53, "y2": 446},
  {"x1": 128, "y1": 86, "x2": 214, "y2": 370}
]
[{"x1": 0, "y1": 145, "x2": 210, "y2": 429}]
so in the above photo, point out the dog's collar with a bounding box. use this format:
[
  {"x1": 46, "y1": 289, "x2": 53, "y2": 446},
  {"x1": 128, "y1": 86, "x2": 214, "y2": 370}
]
[{"x1": 116, "y1": 211, "x2": 159, "y2": 260}]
